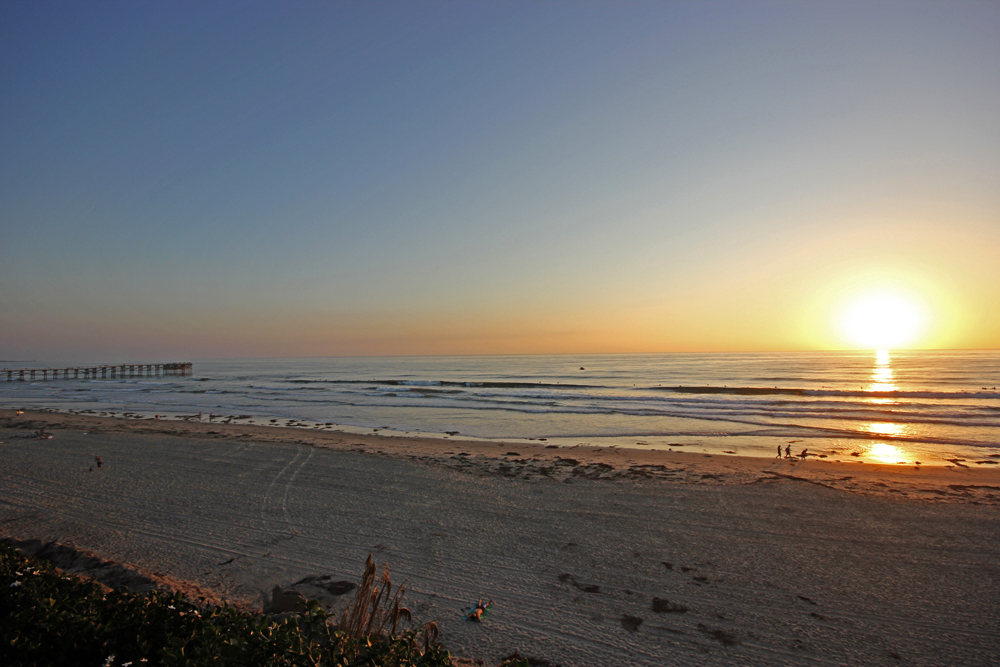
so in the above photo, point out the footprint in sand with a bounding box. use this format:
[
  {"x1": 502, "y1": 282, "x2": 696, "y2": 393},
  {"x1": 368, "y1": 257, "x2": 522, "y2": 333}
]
[
  {"x1": 558, "y1": 573, "x2": 600, "y2": 593},
  {"x1": 697, "y1": 624, "x2": 739, "y2": 646}
]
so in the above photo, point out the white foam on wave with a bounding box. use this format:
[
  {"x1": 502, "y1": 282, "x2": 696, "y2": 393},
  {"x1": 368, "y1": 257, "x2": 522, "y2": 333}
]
[{"x1": 250, "y1": 385, "x2": 308, "y2": 391}]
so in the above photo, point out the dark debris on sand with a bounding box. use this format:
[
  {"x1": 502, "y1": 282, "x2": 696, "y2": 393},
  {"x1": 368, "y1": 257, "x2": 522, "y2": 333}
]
[
  {"x1": 620, "y1": 614, "x2": 643, "y2": 633},
  {"x1": 651, "y1": 597, "x2": 688, "y2": 613},
  {"x1": 421, "y1": 453, "x2": 697, "y2": 486},
  {"x1": 398, "y1": 444, "x2": 1000, "y2": 504}
]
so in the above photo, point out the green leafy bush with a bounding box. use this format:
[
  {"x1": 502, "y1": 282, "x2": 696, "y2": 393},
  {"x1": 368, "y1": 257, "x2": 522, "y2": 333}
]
[{"x1": 1, "y1": 544, "x2": 451, "y2": 667}]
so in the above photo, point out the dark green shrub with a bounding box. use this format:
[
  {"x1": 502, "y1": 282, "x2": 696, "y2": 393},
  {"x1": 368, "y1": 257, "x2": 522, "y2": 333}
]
[{"x1": 1, "y1": 544, "x2": 451, "y2": 667}]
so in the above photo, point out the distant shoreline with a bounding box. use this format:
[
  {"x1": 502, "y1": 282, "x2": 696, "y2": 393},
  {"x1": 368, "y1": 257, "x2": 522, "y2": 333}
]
[{"x1": 2, "y1": 407, "x2": 996, "y2": 484}]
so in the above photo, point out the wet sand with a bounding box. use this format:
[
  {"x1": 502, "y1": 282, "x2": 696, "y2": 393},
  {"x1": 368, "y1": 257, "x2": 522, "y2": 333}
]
[{"x1": 2, "y1": 409, "x2": 999, "y2": 666}]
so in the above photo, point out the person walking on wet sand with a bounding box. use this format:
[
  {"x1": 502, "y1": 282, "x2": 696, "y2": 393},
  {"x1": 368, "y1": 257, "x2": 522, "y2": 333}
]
[
  {"x1": 799, "y1": 449, "x2": 809, "y2": 460},
  {"x1": 784, "y1": 444, "x2": 792, "y2": 458},
  {"x1": 776, "y1": 445, "x2": 783, "y2": 458},
  {"x1": 95, "y1": 455, "x2": 102, "y2": 470}
]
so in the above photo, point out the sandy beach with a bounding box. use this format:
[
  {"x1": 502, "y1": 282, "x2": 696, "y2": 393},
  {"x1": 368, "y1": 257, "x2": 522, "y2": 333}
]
[{"x1": 2, "y1": 408, "x2": 998, "y2": 666}]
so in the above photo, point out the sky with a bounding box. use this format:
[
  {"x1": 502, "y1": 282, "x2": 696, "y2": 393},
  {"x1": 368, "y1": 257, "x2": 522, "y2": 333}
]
[{"x1": 1, "y1": 1, "x2": 998, "y2": 361}]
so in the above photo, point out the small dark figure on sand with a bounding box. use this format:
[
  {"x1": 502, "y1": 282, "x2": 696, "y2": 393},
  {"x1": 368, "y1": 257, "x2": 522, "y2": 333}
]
[
  {"x1": 466, "y1": 598, "x2": 493, "y2": 622},
  {"x1": 95, "y1": 456, "x2": 103, "y2": 469},
  {"x1": 776, "y1": 445, "x2": 783, "y2": 458},
  {"x1": 784, "y1": 445, "x2": 792, "y2": 458},
  {"x1": 799, "y1": 449, "x2": 809, "y2": 459}
]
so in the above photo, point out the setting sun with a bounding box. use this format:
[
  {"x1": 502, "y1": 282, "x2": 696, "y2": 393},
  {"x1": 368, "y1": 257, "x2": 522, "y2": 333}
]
[{"x1": 838, "y1": 291, "x2": 929, "y2": 349}]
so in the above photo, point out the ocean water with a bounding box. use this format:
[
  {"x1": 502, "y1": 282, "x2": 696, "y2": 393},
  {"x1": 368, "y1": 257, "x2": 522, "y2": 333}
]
[{"x1": 2, "y1": 351, "x2": 999, "y2": 464}]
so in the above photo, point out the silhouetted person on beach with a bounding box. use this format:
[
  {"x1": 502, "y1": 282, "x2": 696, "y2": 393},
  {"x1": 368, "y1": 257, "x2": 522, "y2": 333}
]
[
  {"x1": 95, "y1": 456, "x2": 102, "y2": 469},
  {"x1": 784, "y1": 445, "x2": 792, "y2": 458},
  {"x1": 776, "y1": 445, "x2": 783, "y2": 458},
  {"x1": 799, "y1": 449, "x2": 809, "y2": 459}
]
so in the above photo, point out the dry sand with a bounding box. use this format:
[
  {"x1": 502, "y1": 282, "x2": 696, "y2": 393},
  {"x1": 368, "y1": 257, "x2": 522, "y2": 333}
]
[{"x1": 1, "y1": 408, "x2": 998, "y2": 666}]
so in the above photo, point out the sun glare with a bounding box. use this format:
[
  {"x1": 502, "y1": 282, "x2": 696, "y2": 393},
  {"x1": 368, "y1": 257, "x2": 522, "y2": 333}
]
[
  {"x1": 838, "y1": 291, "x2": 928, "y2": 349},
  {"x1": 866, "y1": 442, "x2": 908, "y2": 464}
]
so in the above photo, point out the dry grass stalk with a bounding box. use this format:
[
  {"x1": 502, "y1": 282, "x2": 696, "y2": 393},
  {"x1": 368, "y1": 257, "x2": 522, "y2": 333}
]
[
  {"x1": 421, "y1": 621, "x2": 439, "y2": 653},
  {"x1": 338, "y1": 553, "x2": 412, "y2": 639}
]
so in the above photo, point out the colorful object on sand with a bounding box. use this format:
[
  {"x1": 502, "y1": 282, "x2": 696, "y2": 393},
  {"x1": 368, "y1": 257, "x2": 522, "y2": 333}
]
[{"x1": 464, "y1": 598, "x2": 493, "y2": 622}]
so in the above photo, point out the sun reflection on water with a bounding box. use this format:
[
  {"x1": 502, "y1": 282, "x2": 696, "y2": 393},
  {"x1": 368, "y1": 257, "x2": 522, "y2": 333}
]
[
  {"x1": 858, "y1": 352, "x2": 914, "y2": 463},
  {"x1": 868, "y1": 349, "x2": 897, "y2": 393},
  {"x1": 865, "y1": 422, "x2": 903, "y2": 437}
]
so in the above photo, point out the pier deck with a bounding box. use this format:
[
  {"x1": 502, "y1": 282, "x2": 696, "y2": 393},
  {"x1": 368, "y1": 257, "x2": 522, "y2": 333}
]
[{"x1": 1, "y1": 362, "x2": 192, "y2": 381}]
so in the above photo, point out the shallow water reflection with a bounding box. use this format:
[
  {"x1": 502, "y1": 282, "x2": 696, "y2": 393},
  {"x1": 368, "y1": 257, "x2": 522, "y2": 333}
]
[{"x1": 865, "y1": 442, "x2": 909, "y2": 464}]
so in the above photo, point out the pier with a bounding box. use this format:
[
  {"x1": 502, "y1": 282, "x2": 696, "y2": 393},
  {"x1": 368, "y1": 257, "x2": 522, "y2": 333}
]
[{"x1": 1, "y1": 362, "x2": 192, "y2": 382}]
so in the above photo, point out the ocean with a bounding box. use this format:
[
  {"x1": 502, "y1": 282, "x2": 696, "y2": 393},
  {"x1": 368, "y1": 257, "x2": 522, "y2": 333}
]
[{"x1": 2, "y1": 351, "x2": 999, "y2": 464}]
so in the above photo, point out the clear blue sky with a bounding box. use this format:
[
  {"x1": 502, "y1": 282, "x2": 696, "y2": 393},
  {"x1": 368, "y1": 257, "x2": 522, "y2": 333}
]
[{"x1": 2, "y1": 1, "x2": 998, "y2": 361}]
